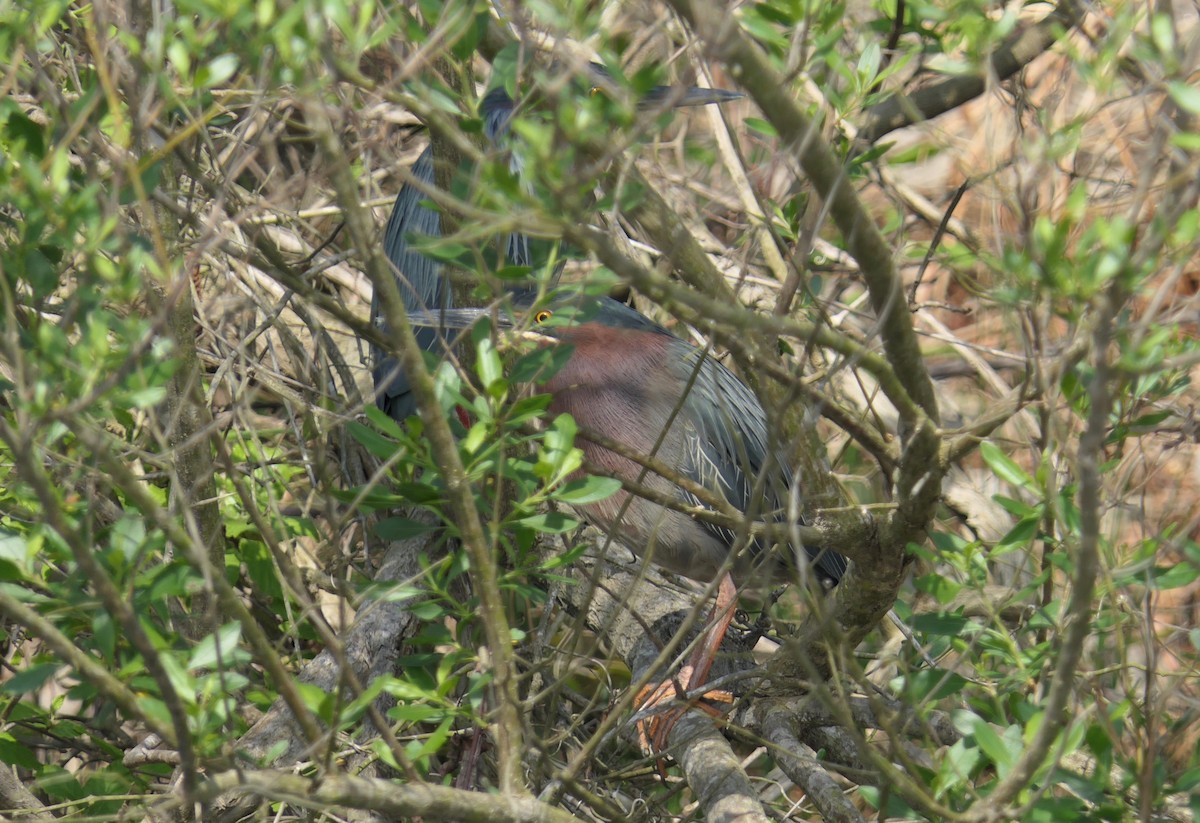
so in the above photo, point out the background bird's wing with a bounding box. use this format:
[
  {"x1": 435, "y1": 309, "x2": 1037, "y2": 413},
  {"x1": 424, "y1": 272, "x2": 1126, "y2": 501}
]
[
  {"x1": 372, "y1": 147, "x2": 448, "y2": 422},
  {"x1": 483, "y1": 90, "x2": 531, "y2": 269},
  {"x1": 372, "y1": 88, "x2": 528, "y2": 422}
]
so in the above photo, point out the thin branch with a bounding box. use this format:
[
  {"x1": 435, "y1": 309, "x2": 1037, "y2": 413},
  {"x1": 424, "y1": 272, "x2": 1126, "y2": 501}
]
[
  {"x1": 964, "y1": 289, "x2": 1115, "y2": 820},
  {"x1": 0, "y1": 586, "x2": 177, "y2": 749},
  {"x1": 66, "y1": 423, "x2": 328, "y2": 757},
  {"x1": 667, "y1": 0, "x2": 939, "y2": 430},
  {"x1": 303, "y1": 100, "x2": 528, "y2": 796},
  {"x1": 0, "y1": 417, "x2": 202, "y2": 800}
]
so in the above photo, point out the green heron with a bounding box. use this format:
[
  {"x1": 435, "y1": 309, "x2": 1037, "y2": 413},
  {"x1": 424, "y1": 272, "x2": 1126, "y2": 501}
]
[
  {"x1": 372, "y1": 63, "x2": 742, "y2": 423},
  {"x1": 417, "y1": 289, "x2": 848, "y2": 749}
]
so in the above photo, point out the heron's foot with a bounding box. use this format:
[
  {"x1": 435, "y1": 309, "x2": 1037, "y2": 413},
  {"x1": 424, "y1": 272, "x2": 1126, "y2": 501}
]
[
  {"x1": 634, "y1": 574, "x2": 740, "y2": 771},
  {"x1": 634, "y1": 678, "x2": 735, "y2": 766}
]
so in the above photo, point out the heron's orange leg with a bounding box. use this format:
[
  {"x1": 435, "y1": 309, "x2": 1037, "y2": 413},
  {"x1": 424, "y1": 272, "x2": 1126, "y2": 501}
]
[{"x1": 635, "y1": 573, "x2": 738, "y2": 756}]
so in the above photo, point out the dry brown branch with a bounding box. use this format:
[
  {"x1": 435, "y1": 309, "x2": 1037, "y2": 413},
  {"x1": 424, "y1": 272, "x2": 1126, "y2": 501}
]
[
  {"x1": 760, "y1": 703, "x2": 862, "y2": 823},
  {"x1": 668, "y1": 711, "x2": 773, "y2": 823},
  {"x1": 200, "y1": 768, "x2": 582, "y2": 823},
  {"x1": 0, "y1": 767, "x2": 55, "y2": 823},
  {"x1": 209, "y1": 514, "x2": 443, "y2": 820}
]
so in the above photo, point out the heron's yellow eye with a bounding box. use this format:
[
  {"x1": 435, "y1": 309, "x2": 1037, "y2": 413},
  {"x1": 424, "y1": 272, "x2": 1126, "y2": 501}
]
[
  {"x1": 588, "y1": 86, "x2": 603, "y2": 97},
  {"x1": 534, "y1": 309, "x2": 554, "y2": 324}
]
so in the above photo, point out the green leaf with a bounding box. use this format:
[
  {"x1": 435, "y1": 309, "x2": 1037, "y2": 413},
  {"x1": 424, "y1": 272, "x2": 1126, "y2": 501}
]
[
  {"x1": 0, "y1": 530, "x2": 30, "y2": 574},
  {"x1": 93, "y1": 612, "x2": 115, "y2": 661},
  {"x1": 939, "y1": 738, "x2": 981, "y2": 792},
  {"x1": 995, "y1": 515, "x2": 1040, "y2": 552},
  {"x1": 971, "y1": 718, "x2": 1019, "y2": 776},
  {"x1": 347, "y1": 421, "x2": 402, "y2": 460},
  {"x1": 927, "y1": 530, "x2": 970, "y2": 554},
  {"x1": 913, "y1": 573, "x2": 962, "y2": 604},
  {"x1": 494, "y1": 264, "x2": 533, "y2": 281},
  {"x1": 980, "y1": 441, "x2": 1034, "y2": 489},
  {"x1": 1169, "y1": 81, "x2": 1200, "y2": 115},
  {"x1": 157, "y1": 653, "x2": 196, "y2": 708},
  {"x1": 389, "y1": 482, "x2": 445, "y2": 505},
  {"x1": 240, "y1": 540, "x2": 284, "y2": 606},
  {"x1": 1151, "y1": 12, "x2": 1176, "y2": 55},
  {"x1": 412, "y1": 239, "x2": 469, "y2": 263},
  {"x1": 198, "y1": 54, "x2": 239, "y2": 89},
  {"x1": 1148, "y1": 562, "x2": 1200, "y2": 590},
  {"x1": 33, "y1": 765, "x2": 86, "y2": 802},
  {"x1": 358, "y1": 583, "x2": 426, "y2": 605},
  {"x1": 857, "y1": 42, "x2": 881, "y2": 86},
  {"x1": 992, "y1": 494, "x2": 1038, "y2": 519},
  {"x1": 365, "y1": 404, "x2": 408, "y2": 439},
  {"x1": 744, "y1": 117, "x2": 777, "y2": 137},
  {"x1": 553, "y1": 475, "x2": 621, "y2": 505},
  {"x1": 110, "y1": 515, "x2": 146, "y2": 561},
  {"x1": 389, "y1": 703, "x2": 447, "y2": 723},
  {"x1": 461, "y1": 421, "x2": 488, "y2": 455},
  {"x1": 0, "y1": 732, "x2": 40, "y2": 770},
  {"x1": 3, "y1": 107, "x2": 45, "y2": 158},
  {"x1": 410, "y1": 600, "x2": 448, "y2": 621},
  {"x1": 538, "y1": 540, "x2": 588, "y2": 571},
  {"x1": 375, "y1": 516, "x2": 438, "y2": 541},
  {"x1": 404, "y1": 715, "x2": 455, "y2": 764},
  {"x1": 474, "y1": 334, "x2": 504, "y2": 396},
  {"x1": 506, "y1": 393, "x2": 553, "y2": 424},
  {"x1": 895, "y1": 668, "x2": 970, "y2": 702},
  {"x1": 125, "y1": 385, "x2": 167, "y2": 408},
  {"x1": 510, "y1": 346, "x2": 572, "y2": 384},
  {"x1": 909, "y1": 612, "x2": 971, "y2": 636},
  {"x1": 0, "y1": 663, "x2": 61, "y2": 695},
  {"x1": 515, "y1": 512, "x2": 580, "y2": 534},
  {"x1": 338, "y1": 675, "x2": 393, "y2": 725},
  {"x1": 296, "y1": 682, "x2": 335, "y2": 720},
  {"x1": 449, "y1": 11, "x2": 487, "y2": 59},
  {"x1": 189, "y1": 623, "x2": 244, "y2": 671}
]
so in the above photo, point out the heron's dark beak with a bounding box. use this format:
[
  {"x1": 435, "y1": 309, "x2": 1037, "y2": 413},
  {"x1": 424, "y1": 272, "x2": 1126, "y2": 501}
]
[
  {"x1": 582, "y1": 62, "x2": 742, "y2": 109},
  {"x1": 640, "y1": 86, "x2": 743, "y2": 109},
  {"x1": 407, "y1": 305, "x2": 560, "y2": 345},
  {"x1": 406, "y1": 307, "x2": 507, "y2": 330}
]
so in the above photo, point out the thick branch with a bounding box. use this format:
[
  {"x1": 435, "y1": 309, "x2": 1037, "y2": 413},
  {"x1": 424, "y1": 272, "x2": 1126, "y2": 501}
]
[
  {"x1": 231, "y1": 521, "x2": 438, "y2": 765},
  {"x1": 668, "y1": 0, "x2": 938, "y2": 431},
  {"x1": 0, "y1": 768, "x2": 55, "y2": 823},
  {"x1": 200, "y1": 769, "x2": 580, "y2": 823},
  {"x1": 858, "y1": 0, "x2": 1087, "y2": 145},
  {"x1": 669, "y1": 712, "x2": 772, "y2": 823},
  {"x1": 760, "y1": 702, "x2": 863, "y2": 823},
  {"x1": 211, "y1": 520, "x2": 442, "y2": 822},
  {"x1": 145, "y1": 245, "x2": 224, "y2": 644}
]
